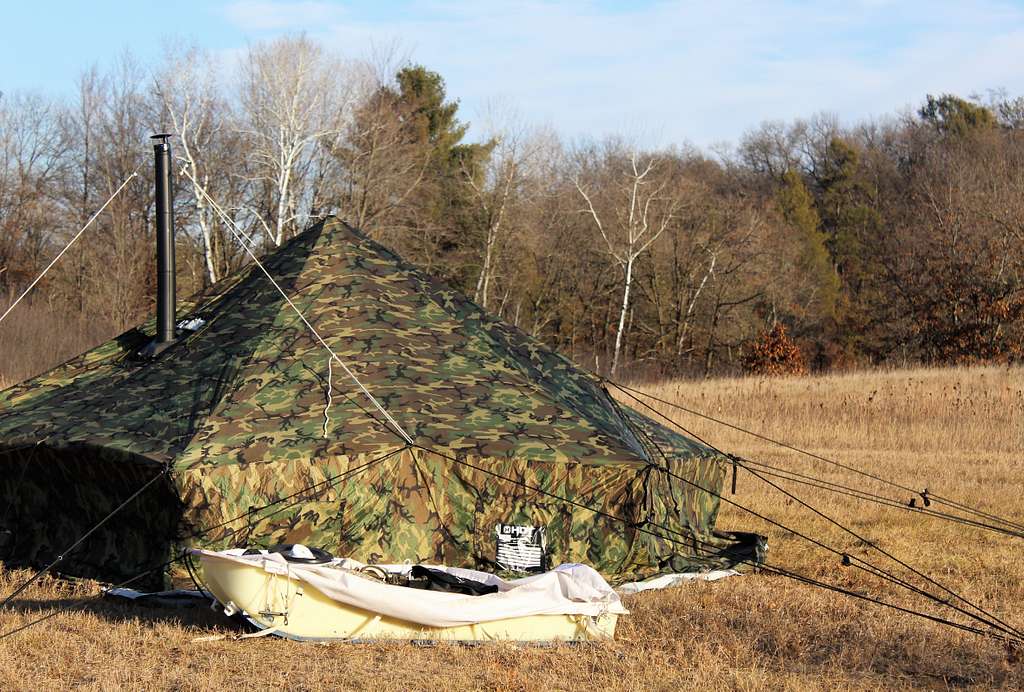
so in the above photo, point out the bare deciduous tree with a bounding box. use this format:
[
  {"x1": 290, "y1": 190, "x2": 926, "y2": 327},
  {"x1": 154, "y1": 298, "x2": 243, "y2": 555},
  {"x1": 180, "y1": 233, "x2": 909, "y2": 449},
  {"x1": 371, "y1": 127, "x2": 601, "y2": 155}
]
[
  {"x1": 238, "y1": 35, "x2": 357, "y2": 246},
  {"x1": 574, "y1": 142, "x2": 680, "y2": 375},
  {"x1": 462, "y1": 110, "x2": 548, "y2": 309},
  {"x1": 0, "y1": 91, "x2": 66, "y2": 292},
  {"x1": 154, "y1": 45, "x2": 233, "y2": 284}
]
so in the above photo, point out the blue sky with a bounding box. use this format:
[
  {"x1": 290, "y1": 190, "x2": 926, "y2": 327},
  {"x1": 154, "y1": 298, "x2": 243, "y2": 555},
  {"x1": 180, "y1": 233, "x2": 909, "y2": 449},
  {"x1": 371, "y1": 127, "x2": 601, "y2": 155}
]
[{"x1": 3, "y1": 1, "x2": 1023, "y2": 147}]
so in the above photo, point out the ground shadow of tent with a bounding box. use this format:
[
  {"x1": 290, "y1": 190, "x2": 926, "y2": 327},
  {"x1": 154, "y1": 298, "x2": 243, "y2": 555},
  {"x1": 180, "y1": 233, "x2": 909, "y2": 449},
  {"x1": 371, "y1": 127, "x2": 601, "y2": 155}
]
[{"x1": 0, "y1": 590, "x2": 239, "y2": 634}]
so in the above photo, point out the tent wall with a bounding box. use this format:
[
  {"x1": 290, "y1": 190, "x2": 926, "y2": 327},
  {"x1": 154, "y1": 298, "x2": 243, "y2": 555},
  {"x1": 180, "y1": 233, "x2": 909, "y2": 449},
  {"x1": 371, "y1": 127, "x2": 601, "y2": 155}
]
[
  {"x1": 0, "y1": 446, "x2": 180, "y2": 587},
  {"x1": 179, "y1": 447, "x2": 747, "y2": 582}
]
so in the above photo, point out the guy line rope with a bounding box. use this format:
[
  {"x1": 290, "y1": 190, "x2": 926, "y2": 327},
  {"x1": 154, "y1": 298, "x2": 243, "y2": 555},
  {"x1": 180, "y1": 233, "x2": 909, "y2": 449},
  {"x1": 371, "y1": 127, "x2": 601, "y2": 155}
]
[
  {"x1": 0, "y1": 446, "x2": 408, "y2": 640},
  {"x1": 178, "y1": 166, "x2": 415, "y2": 447},
  {"x1": 0, "y1": 169, "x2": 140, "y2": 327},
  {"x1": 604, "y1": 380, "x2": 1023, "y2": 641},
  {"x1": 609, "y1": 380, "x2": 1024, "y2": 535},
  {"x1": 175, "y1": 174, "x2": 1024, "y2": 643},
  {"x1": 5, "y1": 440, "x2": 1018, "y2": 645},
  {"x1": 2, "y1": 161, "x2": 1018, "y2": 646}
]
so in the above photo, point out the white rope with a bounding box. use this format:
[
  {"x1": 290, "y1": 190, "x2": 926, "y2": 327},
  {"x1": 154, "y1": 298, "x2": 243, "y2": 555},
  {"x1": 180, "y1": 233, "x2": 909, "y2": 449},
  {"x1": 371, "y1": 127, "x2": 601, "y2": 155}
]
[
  {"x1": 323, "y1": 356, "x2": 333, "y2": 438},
  {"x1": 0, "y1": 170, "x2": 139, "y2": 326},
  {"x1": 179, "y1": 167, "x2": 415, "y2": 446},
  {"x1": 173, "y1": 162, "x2": 260, "y2": 249}
]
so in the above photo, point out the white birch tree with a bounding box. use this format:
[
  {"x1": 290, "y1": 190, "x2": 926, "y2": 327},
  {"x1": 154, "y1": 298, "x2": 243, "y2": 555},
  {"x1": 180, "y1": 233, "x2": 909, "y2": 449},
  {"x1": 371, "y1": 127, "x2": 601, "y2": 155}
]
[
  {"x1": 574, "y1": 143, "x2": 679, "y2": 376},
  {"x1": 153, "y1": 46, "x2": 226, "y2": 284},
  {"x1": 462, "y1": 118, "x2": 538, "y2": 309},
  {"x1": 238, "y1": 35, "x2": 357, "y2": 246}
]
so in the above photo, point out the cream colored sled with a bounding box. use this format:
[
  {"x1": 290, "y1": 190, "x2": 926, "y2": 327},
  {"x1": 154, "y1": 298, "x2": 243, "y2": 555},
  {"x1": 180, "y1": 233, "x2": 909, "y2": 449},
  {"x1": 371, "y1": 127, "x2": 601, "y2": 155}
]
[{"x1": 193, "y1": 549, "x2": 624, "y2": 642}]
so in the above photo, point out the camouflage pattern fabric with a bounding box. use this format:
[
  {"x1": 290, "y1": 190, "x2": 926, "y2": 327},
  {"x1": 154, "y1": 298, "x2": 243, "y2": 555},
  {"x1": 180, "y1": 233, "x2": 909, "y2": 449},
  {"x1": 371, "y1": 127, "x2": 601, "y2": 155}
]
[{"x1": 0, "y1": 218, "x2": 762, "y2": 585}]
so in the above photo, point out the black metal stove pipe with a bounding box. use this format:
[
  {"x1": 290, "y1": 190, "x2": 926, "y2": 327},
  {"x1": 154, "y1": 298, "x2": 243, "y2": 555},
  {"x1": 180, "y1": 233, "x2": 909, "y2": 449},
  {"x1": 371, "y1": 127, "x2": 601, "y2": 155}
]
[{"x1": 152, "y1": 133, "x2": 176, "y2": 344}]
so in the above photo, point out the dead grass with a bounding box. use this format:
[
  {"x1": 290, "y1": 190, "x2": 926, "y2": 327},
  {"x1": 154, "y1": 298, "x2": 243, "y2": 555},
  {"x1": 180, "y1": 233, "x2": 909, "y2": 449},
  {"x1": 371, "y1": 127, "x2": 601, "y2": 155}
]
[
  {"x1": 0, "y1": 365, "x2": 1022, "y2": 690},
  {"x1": 0, "y1": 299, "x2": 119, "y2": 385}
]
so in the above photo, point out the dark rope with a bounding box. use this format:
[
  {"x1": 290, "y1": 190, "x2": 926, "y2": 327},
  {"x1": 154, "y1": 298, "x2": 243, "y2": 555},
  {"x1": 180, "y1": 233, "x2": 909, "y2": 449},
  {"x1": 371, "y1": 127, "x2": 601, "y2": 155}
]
[
  {"x1": 182, "y1": 550, "x2": 211, "y2": 598},
  {"x1": 619, "y1": 384, "x2": 1024, "y2": 541},
  {"x1": 606, "y1": 381, "x2": 1024, "y2": 640},
  {"x1": 740, "y1": 461, "x2": 1024, "y2": 640},
  {"x1": 2, "y1": 437, "x2": 1014, "y2": 644},
  {"x1": 609, "y1": 380, "x2": 1024, "y2": 534},
  {"x1": 185, "y1": 446, "x2": 407, "y2": 541},
  {"x1": 3, "y1": 341, "x2": 1014, "y2": 643},
  {"x1": 608, "y1": 385, "x2": 1024, "y2": 638},
  {"x1": 0, "y1": 448, "x2": 405, "y2": 641},
  {"x1": 754, "y1": 561, "x2": 1005, "y2": 640},
  {"x1": 412, "y1": 443, "x2": 1022, "y2": 645},
  {"x1": 0, "y1": 550, "x2": 189, "y2": 641},
  {"x1": 607, "y1": 392, "x2": 1013, "y2": 633},
  {"x1": 739, "y1": 458, "x2": 1024, "y2": 539}
]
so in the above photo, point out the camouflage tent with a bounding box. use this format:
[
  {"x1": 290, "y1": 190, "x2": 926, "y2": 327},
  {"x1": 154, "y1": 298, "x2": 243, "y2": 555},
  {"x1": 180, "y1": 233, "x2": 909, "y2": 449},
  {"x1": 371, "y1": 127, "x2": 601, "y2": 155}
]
[{"x1": 0, "y1": 219, "x2": 760, "y2": 586}]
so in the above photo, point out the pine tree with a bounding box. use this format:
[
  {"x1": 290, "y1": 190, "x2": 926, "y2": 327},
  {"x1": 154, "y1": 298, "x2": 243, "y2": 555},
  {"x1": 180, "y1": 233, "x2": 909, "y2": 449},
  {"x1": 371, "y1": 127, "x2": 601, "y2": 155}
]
[
  {"x1": 776, "y1": 168, "x2": 839, "y2": 321},
  {"x1": 393, "y1": 67, "x2": 494, "y2": 285},
  {"x1": 919, "y1": 94, "x2": 996, "y2": 137}
]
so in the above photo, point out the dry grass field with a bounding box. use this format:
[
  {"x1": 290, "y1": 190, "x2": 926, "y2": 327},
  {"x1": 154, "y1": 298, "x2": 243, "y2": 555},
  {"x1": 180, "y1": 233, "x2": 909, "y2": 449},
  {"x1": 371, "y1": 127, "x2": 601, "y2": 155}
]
[{"x1": 0, "y1": 365, "x2": 1021, "y2": 690}]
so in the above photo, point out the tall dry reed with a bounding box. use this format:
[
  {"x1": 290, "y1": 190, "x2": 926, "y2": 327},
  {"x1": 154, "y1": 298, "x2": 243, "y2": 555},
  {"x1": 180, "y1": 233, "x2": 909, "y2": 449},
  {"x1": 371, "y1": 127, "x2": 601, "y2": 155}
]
[{"x1": 0, "y1": 299, "x2": 118, "y2": 385}]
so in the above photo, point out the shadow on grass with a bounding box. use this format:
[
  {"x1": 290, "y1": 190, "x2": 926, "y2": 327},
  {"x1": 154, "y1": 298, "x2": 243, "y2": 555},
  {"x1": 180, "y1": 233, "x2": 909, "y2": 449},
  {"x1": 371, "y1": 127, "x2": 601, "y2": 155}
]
[{"x1": 0, "y1": 592, "x2": 245, "y2": 640}]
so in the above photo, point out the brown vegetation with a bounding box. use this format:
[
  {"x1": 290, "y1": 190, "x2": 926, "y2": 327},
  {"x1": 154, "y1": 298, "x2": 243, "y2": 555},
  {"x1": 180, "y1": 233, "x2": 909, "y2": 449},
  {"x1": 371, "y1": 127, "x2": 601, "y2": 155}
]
[
  {"x1": 3, "y1": 41, "x2": 1024, "y2": 381},
  {"x1": 0, "y1": 365, "x2": 1020, "y2": 690},
  {"x1": 742, "y1": 323, "x2": 808, "y2": 376},
  {"x1": 0, "y1": 299, "x2": 114, "y2": 384}
]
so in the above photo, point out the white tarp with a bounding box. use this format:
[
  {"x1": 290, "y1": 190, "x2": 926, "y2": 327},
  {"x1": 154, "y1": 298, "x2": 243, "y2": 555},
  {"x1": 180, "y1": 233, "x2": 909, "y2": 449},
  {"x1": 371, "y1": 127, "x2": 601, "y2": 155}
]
[
  {"x1": 194, "y1": 549, "x2": 627, "y2": 629},
  {"x1": 616, "y1": 569, "x2": 740, "y2": 594}
]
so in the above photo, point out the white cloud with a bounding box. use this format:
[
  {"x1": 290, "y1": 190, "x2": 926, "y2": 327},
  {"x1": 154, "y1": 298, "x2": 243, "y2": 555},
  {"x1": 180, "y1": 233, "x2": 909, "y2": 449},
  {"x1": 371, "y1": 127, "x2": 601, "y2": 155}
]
[{"x1": 219, "y1": 0, "x2": 1024, "y2": 146}]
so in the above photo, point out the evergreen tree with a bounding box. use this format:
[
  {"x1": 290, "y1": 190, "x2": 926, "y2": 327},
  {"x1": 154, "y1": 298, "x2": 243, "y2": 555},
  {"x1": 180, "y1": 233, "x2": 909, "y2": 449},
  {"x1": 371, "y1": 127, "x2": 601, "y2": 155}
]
[
  {"x1": 334, "y1": 65, "x2": 493, "y2": 287},
  {"x1": 819, "y1": 138, "x2": 882, "y2": 282},
  {"x1": 776, "y1": 168, "x2": 839, "y2": 321},
  {"x1": 816, "y1": 137, "x2": 889, "y2": 358},
  {"x1": 392, "y1": 66, "x2": 494, "y2": 285},
  {"x1": 918, "y1": 94, "x2": 996, "y2": 137}
]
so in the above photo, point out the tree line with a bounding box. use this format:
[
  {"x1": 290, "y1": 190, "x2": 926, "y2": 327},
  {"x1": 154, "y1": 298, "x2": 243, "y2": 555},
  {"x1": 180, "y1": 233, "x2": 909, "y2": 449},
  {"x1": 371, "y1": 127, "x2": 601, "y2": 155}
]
[{"x1": 1, "y1": 36, "x2": 1022, "y2": 383}]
